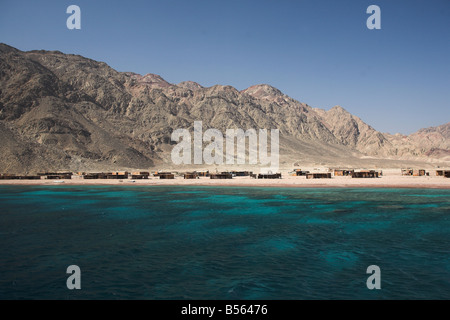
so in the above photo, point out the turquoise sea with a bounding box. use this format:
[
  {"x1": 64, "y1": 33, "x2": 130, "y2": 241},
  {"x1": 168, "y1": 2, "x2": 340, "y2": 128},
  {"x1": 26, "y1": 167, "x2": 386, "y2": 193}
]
[{"x1": 0, "y1": 186, "x2": 449, "y2": 300}]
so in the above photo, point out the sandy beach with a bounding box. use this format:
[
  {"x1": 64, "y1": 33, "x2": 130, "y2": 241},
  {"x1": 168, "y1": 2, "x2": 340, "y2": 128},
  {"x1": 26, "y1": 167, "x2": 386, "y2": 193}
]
[{"x1": 0, "y1": 174, "x2": 449, "y2": 189}]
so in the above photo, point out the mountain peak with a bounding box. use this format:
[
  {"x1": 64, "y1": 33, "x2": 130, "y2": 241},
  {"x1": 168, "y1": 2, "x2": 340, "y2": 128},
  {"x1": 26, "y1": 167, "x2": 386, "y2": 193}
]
[
  {"x1": 241, "y1": 84, "x2": 295, "y2": 106},
  {"x1": 126, "y1": 73, "x2": 173, "y2": 88},
  {"x1": 329, "y1": 105, "x2": 349, "y2": 113},
  {"x1": 141, "y1": 73, "x2": 171, "y2": 84},
  {"x1": 177, "y1": 81, "x2": 204, "y2": 91},
  {"x1": 242, "y1": 84, "x2": 283, "y2": 99}
]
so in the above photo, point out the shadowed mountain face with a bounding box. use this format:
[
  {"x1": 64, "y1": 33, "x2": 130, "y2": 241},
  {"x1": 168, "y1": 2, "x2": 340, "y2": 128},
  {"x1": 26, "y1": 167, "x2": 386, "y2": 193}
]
[{"x1": 0, "y1": 44, "x2": 448, "y2": 173}]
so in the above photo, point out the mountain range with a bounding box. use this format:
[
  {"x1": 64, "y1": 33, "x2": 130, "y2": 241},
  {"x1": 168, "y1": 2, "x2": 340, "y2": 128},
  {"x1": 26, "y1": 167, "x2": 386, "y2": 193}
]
[{"x1": 0, "y1": 43, "x2": 448, "y2": 174}]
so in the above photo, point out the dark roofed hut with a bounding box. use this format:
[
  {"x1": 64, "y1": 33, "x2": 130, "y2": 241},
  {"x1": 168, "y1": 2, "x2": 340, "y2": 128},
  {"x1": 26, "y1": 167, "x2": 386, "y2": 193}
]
[
  {"x1": 18, "y1": 176, "x2": 41, "y2": 180},
  {"x1": 38, "y1": 172, "x2": 73, "y2": 179},
  {"x1": 197, "y1": 171, "x2": 210, "y2": 177},
  {"x1": 184, "y1": 173, "x2": 198, "y2": 179},
  {"x1": 352, "y1": 170, "x2": 379, "y2": 178},
  {"x1": 83, "y1": 173, "x2": 110, "y2": 179},
  {"x1": 0, "y1": 174, "x2": 41, "y2": 180},
  {"x1": 306, "y1": 173, "x2": 331, "y2": 179},
  {"x1": 436, "y1": 170, "x2": 450, "y2": 178},
  {"x1": 159, "y1": 173, "x2": 175, "y2": 179},
  {"x1": 0, "y1": 174, "x2": 17, "y2": 180},
  {"x1": 231, "y1": 171, "x2": 253, "y2": 177},
  {"x1": 257, "y1": 173, "x2": 282, "y2": 179},
  {"x1": 210, "y1": 173, "x2": 233, "y2": 179},
  {"x1": 291, "y1": 169, "x2": 309, "y2": 176},
  {"x1": 131, "y1": 172, "x2": 150, "y2": 179},
  {"x1": 334, "y1": 169, "x2": 354, "y2": 176},
  {"x1": 107, "y1": 172, "x2": 129, "y2": 179}
]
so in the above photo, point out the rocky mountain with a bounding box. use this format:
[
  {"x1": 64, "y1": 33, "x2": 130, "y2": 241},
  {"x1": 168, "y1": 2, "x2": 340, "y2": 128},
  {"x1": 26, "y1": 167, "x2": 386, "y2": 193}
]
[
  {"x1": 178, "y1": 81, "x2": 204, "y2": 91},
  {"x1": 385, "y1": 123, "x2": 450, "y2": 161},
  {"x1": 0, "y1": 43, "x2": 448, "y2": 173},
  {"x1": 313, "y1": 106, "x2": 393, "y2": 157}
]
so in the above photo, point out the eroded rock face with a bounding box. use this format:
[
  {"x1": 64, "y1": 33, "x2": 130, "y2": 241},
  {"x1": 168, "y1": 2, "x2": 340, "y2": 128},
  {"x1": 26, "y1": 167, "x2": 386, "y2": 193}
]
[{"x1": 0, "y1": 43, "x2": 448, "y2": 173}]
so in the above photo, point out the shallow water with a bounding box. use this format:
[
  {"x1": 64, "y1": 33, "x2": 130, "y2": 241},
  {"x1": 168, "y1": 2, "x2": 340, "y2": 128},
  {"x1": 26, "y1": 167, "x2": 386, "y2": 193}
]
[{"x1": 0, "y1": 186, "x2": 449, "y2": 299}]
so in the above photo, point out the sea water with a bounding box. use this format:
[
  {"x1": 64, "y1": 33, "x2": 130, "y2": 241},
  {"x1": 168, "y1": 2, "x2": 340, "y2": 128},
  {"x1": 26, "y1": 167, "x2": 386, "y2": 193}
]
[{"x1": 0, "y1": 186, "x2": 449, "y2": 299}]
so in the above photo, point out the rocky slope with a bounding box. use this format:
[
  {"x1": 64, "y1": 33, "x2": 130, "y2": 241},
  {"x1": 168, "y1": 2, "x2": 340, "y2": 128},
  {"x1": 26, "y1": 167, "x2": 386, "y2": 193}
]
[
  {"x1": 385, "y1": 123, "x2": 450, "y2": 161},
  {"x1": 0, "y1": 43, "x2": 448, "y2": 173}
]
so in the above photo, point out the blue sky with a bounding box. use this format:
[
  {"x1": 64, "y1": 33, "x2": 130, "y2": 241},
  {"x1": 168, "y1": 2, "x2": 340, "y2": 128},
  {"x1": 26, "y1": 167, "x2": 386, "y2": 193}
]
[{"x1": 0, "y1": 0, "x2": 449, "y2": 134}]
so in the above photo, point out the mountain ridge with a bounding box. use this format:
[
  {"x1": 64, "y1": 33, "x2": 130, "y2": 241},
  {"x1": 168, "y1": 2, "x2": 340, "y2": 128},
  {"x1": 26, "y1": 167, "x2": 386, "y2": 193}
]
[{"x1": 0, "y1": 43, "x2": 448, "y2": 173}]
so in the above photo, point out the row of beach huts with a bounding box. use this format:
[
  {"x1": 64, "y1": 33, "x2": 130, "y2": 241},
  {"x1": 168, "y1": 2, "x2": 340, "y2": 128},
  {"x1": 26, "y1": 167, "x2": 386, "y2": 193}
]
[
  {"x1": 0, "y1": 171, "x2": 275, "y2": 180},
  {"x1": 290, "y1": 169, "x2": 381, "y2": 179},
  {"x1": 1, "y1": 168, "x2": 449, "y2": 180},
  {"x1": 291, "y1": 168, "x2": 450, "y2": 178}
]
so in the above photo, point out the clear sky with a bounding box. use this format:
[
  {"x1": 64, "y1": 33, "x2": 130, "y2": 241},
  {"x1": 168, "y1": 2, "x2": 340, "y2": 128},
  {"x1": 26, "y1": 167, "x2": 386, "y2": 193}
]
[{"x1": 0, "y1": 0, "x2": 449, "y2": 134}]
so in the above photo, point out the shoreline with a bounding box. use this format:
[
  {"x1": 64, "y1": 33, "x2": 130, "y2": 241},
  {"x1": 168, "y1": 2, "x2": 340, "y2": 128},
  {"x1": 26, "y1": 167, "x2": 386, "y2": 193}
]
[{"x1": 0, "y1": 176, "x2": 449, "y2": 189}]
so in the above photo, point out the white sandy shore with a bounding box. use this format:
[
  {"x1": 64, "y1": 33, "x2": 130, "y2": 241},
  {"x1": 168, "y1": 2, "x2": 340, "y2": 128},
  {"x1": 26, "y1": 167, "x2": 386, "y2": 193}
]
[{"x1": 0, "y1": 175, "x2": 449, "y2": 189}]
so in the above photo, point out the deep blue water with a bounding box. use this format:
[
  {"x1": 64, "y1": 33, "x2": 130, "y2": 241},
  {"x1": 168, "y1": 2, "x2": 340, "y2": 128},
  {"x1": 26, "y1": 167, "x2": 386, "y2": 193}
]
[{"x1": 0, "y1": 186, "x2": 449, "y2": 300}]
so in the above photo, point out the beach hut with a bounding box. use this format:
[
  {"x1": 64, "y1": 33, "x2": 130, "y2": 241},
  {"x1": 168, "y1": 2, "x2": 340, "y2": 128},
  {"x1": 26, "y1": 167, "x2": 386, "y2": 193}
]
[
  {"x1": 38, "y1": 172, "x2": 73, "y2": 179},
  {"x1": 231, "y1": 171, "x2": 253, "y2": 177},
  {"x1": 352, "y1": 170, "x2": 379, "y2": 178},
  {"x1": 10, "y1": 175, "x2": 41, "y2": 180},
  {"x1": 334, "y1": 169, "x2": 354, "y2": 176},
  {"x1": 403, "y1": 169, "x2": 425, "y2": 176},
  {"x1": 436, "y1": 170, "x2": 450, "y2": 178},
  {"x1": 83, "y1": 172, "x2": 110, "y2": 179},
  {"x1": 257, "y1": 173, "x2": 282, "y2": 179},
  {"x1": 19, "y1": 176, "x2": 41, "y2": 180},
  {"x1": 291, "y1": 169, "x2": 310, "y2": 176},
  {"x1": 159, "y1": 173, "x2": 175, "y2": 179},
  {"x1": 196, "y1": 171, "x2": 210, "y2": 177},
  {"x1": 210, "y1": 173, "x2": 233, "y2": 179},
  {"x1": 306, "y1": 173, "x2": 331, "y2": 179},
  {"x1": 413, "y1": 169, "x2": 426, "y2": 176},
  {"x1": 47, "y1": 174, "x2": 72, "y2": 180},
  {"x1": 184, "y1": 173, "x2": 198, "y2": 179},
  {"x1": 131, "y1": 172, "x2": 150, "y2": 179},
  {"x1": 402, "y1": 168, "x2": 413, "y2": 176},
  {"x1": 108, "y1": 172, "x2": 129, "y2": 179},
  {"x1": 0, "y1": 174, "x2": 18, "y2": 180}
]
